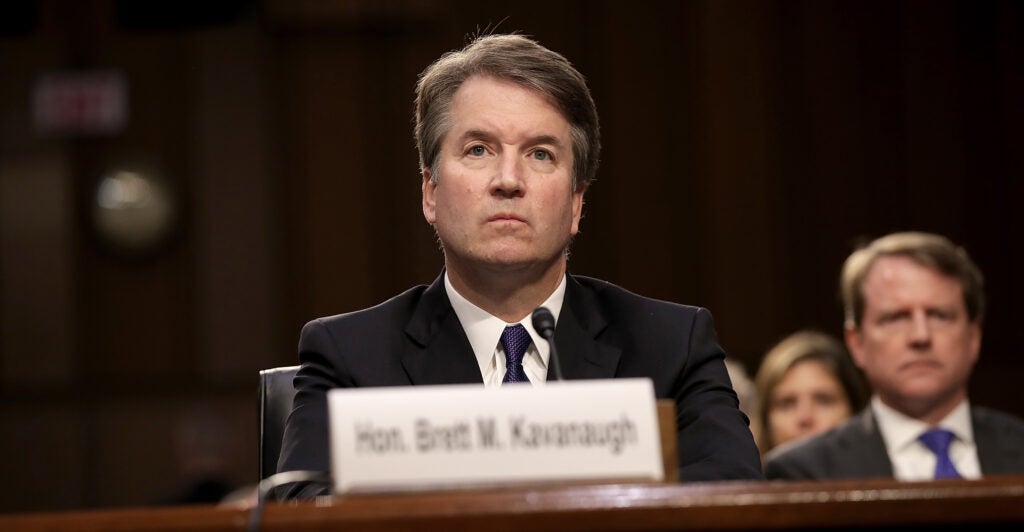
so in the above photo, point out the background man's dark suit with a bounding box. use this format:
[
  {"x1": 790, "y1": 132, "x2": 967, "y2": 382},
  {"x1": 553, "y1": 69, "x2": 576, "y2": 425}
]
[
  {"x1": 763, "y1": 407, "x2": 1024, "y2": 480},
  {"x1": 277, "y1": 273, "x2": 762, "y2": 497}
]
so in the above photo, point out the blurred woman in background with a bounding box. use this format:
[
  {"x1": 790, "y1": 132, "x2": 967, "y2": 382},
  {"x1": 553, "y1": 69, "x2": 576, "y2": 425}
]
[{"x1": 755, "y1": 331, "x2": 869, "y2": 454}]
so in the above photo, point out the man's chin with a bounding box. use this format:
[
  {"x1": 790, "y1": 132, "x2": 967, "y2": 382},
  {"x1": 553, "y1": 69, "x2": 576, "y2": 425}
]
[
  {"x1": 477, "y1": 255, "x2": 543, "y2": 271},
  {"x1": 896, "y1": 380, "x2": 946, "y2": 399},
  {"x1": 890, "y1": 383, "x2": 962, "y2": 411},
  {"x1": 475, "y1": 246, "x2": 546, "y2": 266},
  {"x1": 472, "y1": 251, "x2": 564, "y2": 274},
  {"x1": 444, "y1": 243, "x2": 568, "y2": 276}
]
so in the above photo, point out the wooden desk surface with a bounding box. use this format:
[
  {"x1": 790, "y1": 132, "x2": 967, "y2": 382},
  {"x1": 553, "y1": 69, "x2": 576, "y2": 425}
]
[{"x1": 3, "y1": 476, "x2": 1023, "y2": 531}]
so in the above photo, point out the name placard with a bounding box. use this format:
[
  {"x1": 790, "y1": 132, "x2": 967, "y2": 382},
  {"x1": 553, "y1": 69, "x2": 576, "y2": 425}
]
[{"x1": 327, "y1": 379, "x2": 663, "y2": 493}]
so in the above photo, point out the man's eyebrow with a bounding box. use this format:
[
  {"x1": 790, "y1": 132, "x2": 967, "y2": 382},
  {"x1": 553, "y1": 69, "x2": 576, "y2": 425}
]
[
  {"x1": 527, "y1": 134, "x2": 565, "y2": 148},
  {"x1": 455, "y1": 130, "x2": 566, "y2": 148},
  {"x1": 457, "y1": 129, "x2": 498, "y2": 144}
]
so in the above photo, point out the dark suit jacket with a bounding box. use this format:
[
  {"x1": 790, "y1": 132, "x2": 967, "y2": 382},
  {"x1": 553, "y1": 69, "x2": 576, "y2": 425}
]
[
  {"x1": 763, "y1": 406, "x2": 1024, "y2": 480},
  {"x1": 276, "y1": 273, "x2": 762, "y2": 498}
]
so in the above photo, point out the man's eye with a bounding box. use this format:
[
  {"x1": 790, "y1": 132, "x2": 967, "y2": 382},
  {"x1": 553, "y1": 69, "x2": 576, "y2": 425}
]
[
  {"x1": 878, "y1": 312, "x2": 906, "y2": 324},
  {"x1": 468, "y1": 146, "x2": 486, "y2": 156},
  {"x1": 532, "y1": 149, "x2": 551, "y2": 161}
]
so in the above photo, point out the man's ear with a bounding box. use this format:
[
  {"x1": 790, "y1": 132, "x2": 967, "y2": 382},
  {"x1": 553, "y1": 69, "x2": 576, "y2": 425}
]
[
  {"x1": 570, "y1": 181, "x2": 587, "y2": 235},
  {"x1": 422, "y1": 168, "x2": 437, "y2": 224},
  {"x1": 845, "y1": 324, "x2": 866, "y2": 370},
  {"x1": 966, "y1": 320, "x2": 982, "y2": 367}
]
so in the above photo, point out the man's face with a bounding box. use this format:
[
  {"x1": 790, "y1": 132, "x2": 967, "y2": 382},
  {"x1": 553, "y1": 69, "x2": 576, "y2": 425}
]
[
  {"x1": 422, "y1": 76, "x2": 583, "y2": 277},
  {"x1": 845, "y1": 255, "x2": 981, "y2": 419}
]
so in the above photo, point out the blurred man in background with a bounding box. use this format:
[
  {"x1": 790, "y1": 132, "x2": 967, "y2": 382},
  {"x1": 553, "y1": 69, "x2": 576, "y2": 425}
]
[{"x1": 765, "y1": 232, "x2": 1024, "y2": 480}]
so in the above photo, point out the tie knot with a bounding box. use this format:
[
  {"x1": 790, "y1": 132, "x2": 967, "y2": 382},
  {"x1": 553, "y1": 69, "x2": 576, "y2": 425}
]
[
  {"x1": 500, "y1": 324, "x2": 531, "y2": 365},
  {"x1": 918, "y1": 428, "x2": 956, "y2": 455}
]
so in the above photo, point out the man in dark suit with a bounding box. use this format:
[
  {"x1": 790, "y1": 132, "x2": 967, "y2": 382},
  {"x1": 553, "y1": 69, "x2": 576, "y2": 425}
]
[
  {"x1": 765, "y1": 232, "x2": 1024, "y2": 480},
  {"x1": 275, "y1": 34, "x2": 762, "y2": 498}
]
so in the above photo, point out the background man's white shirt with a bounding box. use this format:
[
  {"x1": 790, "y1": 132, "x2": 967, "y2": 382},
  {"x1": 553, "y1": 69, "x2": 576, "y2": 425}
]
[{"x1": 872, "y1": 396, "x2": 982, "y2": 480}]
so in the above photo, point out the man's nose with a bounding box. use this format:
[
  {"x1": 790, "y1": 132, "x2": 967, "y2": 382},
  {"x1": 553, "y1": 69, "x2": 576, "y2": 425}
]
[
  {"x1": 908, "y1": 311, "x2": 932, "y2": 348},
  {"x1": 491, "y1": 154, "x2": 524, "y2": 197}
]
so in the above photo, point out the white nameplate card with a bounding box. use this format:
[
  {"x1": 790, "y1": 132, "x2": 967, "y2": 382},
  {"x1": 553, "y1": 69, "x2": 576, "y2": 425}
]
[{"x1": 327, "y1": 378, "x2": 663, "y2": 494}]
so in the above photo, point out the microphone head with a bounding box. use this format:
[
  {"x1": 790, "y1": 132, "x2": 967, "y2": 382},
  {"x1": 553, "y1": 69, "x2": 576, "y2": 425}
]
[{"x1": 531, "y1": 306, "x2": 556, "y2": 339}]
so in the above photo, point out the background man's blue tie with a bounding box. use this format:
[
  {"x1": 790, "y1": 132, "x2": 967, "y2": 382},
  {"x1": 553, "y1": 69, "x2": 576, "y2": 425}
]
[
  {"x1": 500, "y1": 324, "x2": 531, "y2": 384},
  {"x1": 918, "y1": 428, "x2": 962, "y2": 479}
]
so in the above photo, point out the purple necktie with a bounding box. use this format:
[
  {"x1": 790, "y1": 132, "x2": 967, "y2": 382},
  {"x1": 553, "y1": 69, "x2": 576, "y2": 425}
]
[
  {"x1": 918, "y1": 428, "x2": 962, "y2": 479},
  {"x1": 500, "y1": 324, "x2": 531, "y2": 384}
]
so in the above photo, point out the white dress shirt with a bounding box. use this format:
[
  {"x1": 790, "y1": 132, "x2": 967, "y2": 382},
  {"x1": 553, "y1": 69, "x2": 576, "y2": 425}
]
[
  {"x1": 444, "y1": 273, "x2": 566, "y2": 387},
  {"x1": 872, "y1": 396, "x2": 982, "y2": 480}
]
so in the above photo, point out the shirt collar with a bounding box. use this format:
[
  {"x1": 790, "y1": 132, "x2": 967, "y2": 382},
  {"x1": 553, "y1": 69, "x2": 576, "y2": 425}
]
[
  {"x1": 872, "y1": 395, "x2": 975, "y2": 452},
  {"x1": 444, "y1": 272, "x2": 566, "y2": 376}
]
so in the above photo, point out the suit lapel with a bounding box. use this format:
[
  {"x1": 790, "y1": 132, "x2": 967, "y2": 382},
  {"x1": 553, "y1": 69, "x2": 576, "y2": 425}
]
[
  {"x1": 838, "y1": 409, "x2": 894, "y2": 478},
  {"x1": 973, "y1": 408, "x2": 1023, "y2": 475},
  {"x1": 550, "y1": 275, "x2": 622, "y2": 381},
  {"x1": 974, "y1": 409, "x2": 999, "y2": 473},
  {"x1": 401, "y1": 274, "x2": 483, "y2": 385}
]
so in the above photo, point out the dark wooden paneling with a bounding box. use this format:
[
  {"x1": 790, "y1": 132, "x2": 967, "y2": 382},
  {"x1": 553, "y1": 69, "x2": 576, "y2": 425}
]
[
  {"x1": 1, "y1": 0, "x2": 1022, "y2": 515},
  {"x1": 276, "y1": 0, "x2": 1024, "y2": 418}
]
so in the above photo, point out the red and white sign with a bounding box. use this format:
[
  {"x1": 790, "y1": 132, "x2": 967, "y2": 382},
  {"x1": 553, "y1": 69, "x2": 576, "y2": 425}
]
[{"x1": 32, "y1": 70, "x2": 128, "y2": 135}]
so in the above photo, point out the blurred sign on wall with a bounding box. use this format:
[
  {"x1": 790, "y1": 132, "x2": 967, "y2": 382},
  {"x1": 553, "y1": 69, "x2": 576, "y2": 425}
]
[{"x1": 32, "y1": 70, "x2": 128, "y2": 136}]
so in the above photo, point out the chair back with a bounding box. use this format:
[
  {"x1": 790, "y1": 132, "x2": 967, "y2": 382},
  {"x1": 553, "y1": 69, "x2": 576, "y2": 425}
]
[{"x1": 258, "y1": 365, "x2": 300, "y2": 480}]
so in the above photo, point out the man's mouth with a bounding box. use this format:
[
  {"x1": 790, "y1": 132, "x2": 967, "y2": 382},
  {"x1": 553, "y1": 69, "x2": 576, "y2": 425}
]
[
  {"x1": 899, "y1": 359, "x2": 941, "y2": 372},
  {"x1": 488, "y1": 213, "x2": 526, "y2": 224}
]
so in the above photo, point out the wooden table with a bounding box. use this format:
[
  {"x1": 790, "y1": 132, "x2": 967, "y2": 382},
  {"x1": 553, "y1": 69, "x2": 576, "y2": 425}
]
[{"x1": 3, "y1": 476, "x2": 1022, "y2": 531}]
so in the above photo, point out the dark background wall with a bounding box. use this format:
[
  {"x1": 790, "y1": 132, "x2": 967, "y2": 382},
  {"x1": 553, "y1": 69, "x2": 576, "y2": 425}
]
[{"x1": 0, "y1": 0, "x2": 1020, "y2": 513}]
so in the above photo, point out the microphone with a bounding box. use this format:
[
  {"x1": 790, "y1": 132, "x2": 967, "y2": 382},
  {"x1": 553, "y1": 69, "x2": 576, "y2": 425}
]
[{"x1": 531, "y1": 306, "x2": 564, "y2": 381}]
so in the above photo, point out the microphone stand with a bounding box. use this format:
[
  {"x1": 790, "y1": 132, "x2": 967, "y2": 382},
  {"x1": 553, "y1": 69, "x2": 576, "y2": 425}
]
[{"x1": 531, "y1": 306, "x2": 564, "y2": 382}]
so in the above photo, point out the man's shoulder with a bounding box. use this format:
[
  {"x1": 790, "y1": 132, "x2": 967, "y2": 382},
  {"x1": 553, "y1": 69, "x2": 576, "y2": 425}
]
[
  {"x1": 569, "y1": 275, "x2": 713, "y2": 343},
  {"x1": 763, "y1": 412, "x2": 876, "y2": 479},
  {"x1": 767, "y1": 416, "x2": 864, "y2": 460},
  {"x1": 303, "y1": 283, "x2": 431, "y2": 333},
  {"x1": 972, "y1": 405, "x2": 1024, "y2": 474},
  {"x1": 570, "y1": 275, "x2": 703, "y2": 316},
  {"x1": 973, "y1": 405, "x2": 1024, "y2": 435}
]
